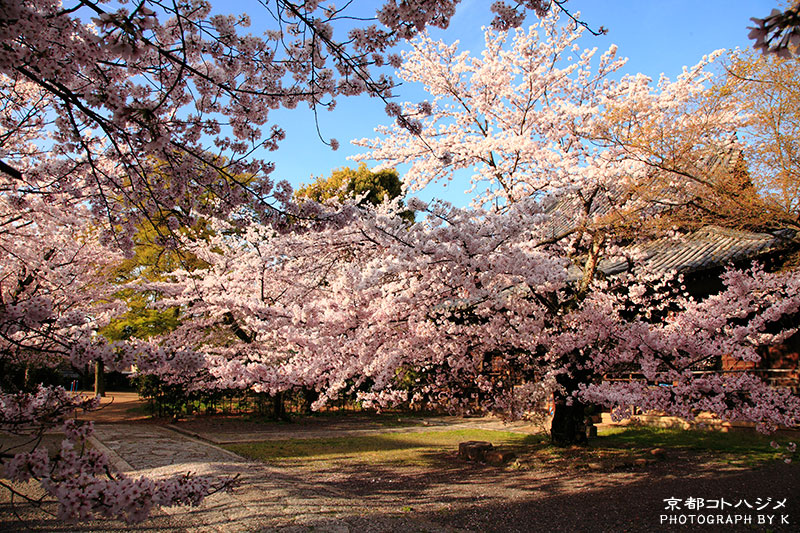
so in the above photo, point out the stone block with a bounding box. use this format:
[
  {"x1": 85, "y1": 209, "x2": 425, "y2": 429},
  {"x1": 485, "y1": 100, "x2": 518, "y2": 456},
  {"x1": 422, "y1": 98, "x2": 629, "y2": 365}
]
[
  {"x1": 458, "y1": 441, "x2": 493, "y2": 461},
  {"x1": 650, "y1": 447, "x2": 666, "y2": 458},
  {"x1": 485, "y1": 450, "x2": 516, "y2": 466}
]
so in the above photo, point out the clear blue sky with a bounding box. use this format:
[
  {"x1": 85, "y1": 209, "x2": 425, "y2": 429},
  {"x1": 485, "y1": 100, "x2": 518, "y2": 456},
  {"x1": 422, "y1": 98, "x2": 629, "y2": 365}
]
[{"x1": 220, "y1": 0, "x2": 779, "y2": 207}]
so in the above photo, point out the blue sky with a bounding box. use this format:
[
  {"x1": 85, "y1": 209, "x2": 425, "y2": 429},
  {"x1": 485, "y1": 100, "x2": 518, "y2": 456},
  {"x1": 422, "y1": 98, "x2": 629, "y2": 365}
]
[{"x1": 221, "y1": 1, "x2": 778, "y2": 207}]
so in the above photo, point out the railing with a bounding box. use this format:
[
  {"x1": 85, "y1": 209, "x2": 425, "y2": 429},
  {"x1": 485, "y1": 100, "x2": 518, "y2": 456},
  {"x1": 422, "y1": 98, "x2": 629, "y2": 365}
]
[
  {"x1": 140, "y1": 388, "x2": 365, "y2": 419},
  {"x1": 602, "y1": 368, "x2": 799, "y2": 393}
]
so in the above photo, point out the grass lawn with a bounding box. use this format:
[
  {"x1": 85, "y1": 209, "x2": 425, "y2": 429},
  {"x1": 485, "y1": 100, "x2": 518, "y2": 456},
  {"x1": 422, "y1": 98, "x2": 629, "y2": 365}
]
[
  {"x1": 223, "y1": 429, "x2": 543, "y2": 467},
  {"x1": 222, "y1": 426, "x2": 797, "y2": 470},
  {"x1": 594, "y1": 426, "x2": 797, "y2": 466},
  {"x1": 242, "y1": 410, "x2": 433, "y2": 428}
]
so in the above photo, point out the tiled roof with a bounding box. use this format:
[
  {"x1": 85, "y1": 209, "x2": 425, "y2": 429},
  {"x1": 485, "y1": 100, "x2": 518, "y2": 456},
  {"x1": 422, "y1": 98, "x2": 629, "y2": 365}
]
[{"x1": 597, "y1": 225, "x2": 784, "y2": 275}]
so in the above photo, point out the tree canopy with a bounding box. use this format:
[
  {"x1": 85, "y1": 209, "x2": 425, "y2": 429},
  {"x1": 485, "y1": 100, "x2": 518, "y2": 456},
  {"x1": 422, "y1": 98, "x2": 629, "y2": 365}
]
[{"x1": 296, "y1": 163, "x2": 404, "y2": 207}]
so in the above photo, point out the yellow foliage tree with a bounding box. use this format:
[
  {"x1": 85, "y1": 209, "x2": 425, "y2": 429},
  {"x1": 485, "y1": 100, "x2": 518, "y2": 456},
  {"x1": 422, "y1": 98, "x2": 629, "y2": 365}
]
[{"x1": 720, "y1": 50, "x2": 800, "y2": 233}]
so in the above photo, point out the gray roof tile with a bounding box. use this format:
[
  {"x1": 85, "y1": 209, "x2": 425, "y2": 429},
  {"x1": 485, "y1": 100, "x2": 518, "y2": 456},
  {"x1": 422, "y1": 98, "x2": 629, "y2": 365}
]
[{"x1": 599, "y1": 225, "x2": 782, "y2": 275}]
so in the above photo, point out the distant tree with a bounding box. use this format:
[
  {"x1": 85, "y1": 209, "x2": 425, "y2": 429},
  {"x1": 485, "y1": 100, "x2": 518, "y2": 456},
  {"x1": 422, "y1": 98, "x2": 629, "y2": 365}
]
[
  {"x1": 297, "y1": 163, "x2": 403, "y2": 206},
  {"x1": 101, "y1": 217, "x2": 212, "y2": 342},
  {"x1": 296, "y1": 163, "x2": 413, "y2": 222}
]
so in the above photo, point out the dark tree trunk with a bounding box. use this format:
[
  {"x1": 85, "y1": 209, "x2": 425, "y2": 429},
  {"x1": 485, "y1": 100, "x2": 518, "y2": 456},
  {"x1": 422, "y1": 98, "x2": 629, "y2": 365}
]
[
  {"x1": 272, "y1": 392, "x2": 290, "y2": 421},
  {"x1": 550, "y1": 370, "x2": 589, "y2": 445},
  {"x1": 550, "y1": 230, "x2": 604, "y2": 445},
  {"x1": 302, "y1": 388, "x2": 319, "y2": 415},
  {"x1": 94, "y1": 359, "x2": 106, "y2": 397},
  {"x1": 550, "y1": 398, "x2": 587, "y2": 445}
]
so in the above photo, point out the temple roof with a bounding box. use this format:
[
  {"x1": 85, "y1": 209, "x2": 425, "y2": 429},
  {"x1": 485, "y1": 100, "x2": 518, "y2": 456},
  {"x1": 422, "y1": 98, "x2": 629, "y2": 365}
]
[{"x1": 596, "y1": 225, "x2": 784, "y2": 276}]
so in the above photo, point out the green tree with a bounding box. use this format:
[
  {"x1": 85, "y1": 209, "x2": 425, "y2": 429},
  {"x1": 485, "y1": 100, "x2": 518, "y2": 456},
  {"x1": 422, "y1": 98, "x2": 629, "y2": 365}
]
[
  {"x1": 101, "y1": 219, "x2": 210, "y2": 342},
  {"x1": 296, "y1": 163, "x2": 404, "y2": 206},
  {"x1": 95, "y1": 218, "x2": 210, "y2": 396}
]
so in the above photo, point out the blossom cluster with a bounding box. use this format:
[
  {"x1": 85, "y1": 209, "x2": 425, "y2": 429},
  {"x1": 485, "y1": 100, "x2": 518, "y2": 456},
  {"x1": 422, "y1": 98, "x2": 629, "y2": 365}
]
[
  {"x1": 3, "y1": 410, "x2": 222, "y2": 523},
  {"x1": 353, "y1": 12, "x2": 743, "y2": 220}
]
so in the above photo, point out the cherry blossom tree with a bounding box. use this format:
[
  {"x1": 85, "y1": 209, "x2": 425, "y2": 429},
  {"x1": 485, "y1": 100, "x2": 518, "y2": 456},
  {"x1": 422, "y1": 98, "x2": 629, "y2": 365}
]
[
  {"x1": 0, "y1": 0, "x2": 564, "y2": 245},
  {"x1": 155, "y1": 196, "x2": 800, "y2": 446},
  {"x1": 337, "y1": 13, "x2": 799, "y2": 440},
  {"x1": 2, "y1": 0, "x2": 567, "y2": 523},
  {"x1": 149, "y1": 197, "x2": 568, "y2": 415},
  {"x1": 352, "y1": 12, "x2": 753, "y2": 285},
  {"x1": 0, "y1": 184, "x2": 233, "y2": 522}
]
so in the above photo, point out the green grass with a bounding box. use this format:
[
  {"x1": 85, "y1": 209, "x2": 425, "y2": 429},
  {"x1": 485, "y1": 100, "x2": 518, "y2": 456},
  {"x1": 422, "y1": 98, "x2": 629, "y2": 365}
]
[
  {"x1": 594, "y1": 426, "x2": 797, "y2": 466},
  {"x1": 223, "y1": 429, "x2": 542, "y2": 466},
  {"x1": 124, "y1": 404, "x2": 152, "y2": 415},
  {"x1": 222, "y1": 425, "x2": 797, "y2": 470},
  {"x1": 599, "y1": 426, "x2": 778, "y2": 452},
  {"x1": 243, "y1": 410, "x2": 431, "y2": 428}
]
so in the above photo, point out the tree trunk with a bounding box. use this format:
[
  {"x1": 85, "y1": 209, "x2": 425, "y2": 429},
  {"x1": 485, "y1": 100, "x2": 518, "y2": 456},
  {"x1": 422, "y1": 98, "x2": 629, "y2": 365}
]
[
  {"x1": 94, "y1": 359, "x2": 106, "y2": 397},
  {"x1": 302, "y1": 388, "x2": 319, "y2": 415},
  {"x1": 550, "y1": 371, "x2": 589, "y2": 445},
  {"x1": 272, "y1": 392, "x2": 289, "y2": 421},
  {"x1": 551, "y1": 231, "x2": 605, "y2": 444},
  {"x1": 550, "y1": 399, "x2": 587, "y2": 446}
]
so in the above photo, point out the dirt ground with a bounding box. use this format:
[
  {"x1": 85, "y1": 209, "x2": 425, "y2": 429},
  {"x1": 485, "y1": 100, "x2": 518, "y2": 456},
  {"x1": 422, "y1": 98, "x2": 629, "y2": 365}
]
[
  {"x1": 77, "y1": 390, "x2": 154, "y2": 423},
  {"x1": 2, "y1": 393, "x2": 798, "y2": 532}
]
